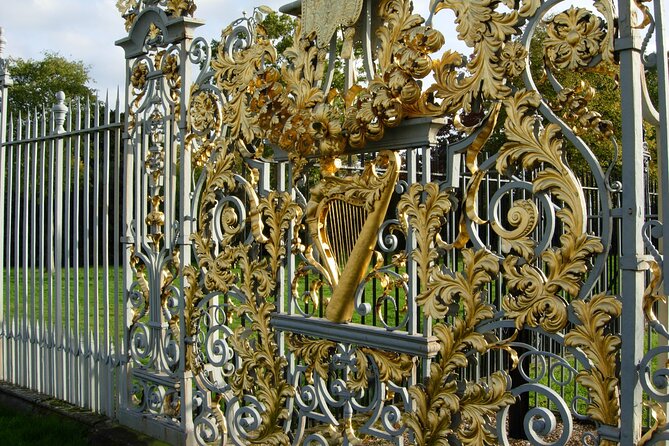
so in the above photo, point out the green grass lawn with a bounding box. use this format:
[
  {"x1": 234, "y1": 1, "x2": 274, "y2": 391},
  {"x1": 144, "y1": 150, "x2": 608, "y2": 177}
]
[
  {"x1": 0, "y1": 403, "x2": 88, "y2": 446},
  {"x1": 0, "y1": 266, "x2": 124, "y2": 340}
]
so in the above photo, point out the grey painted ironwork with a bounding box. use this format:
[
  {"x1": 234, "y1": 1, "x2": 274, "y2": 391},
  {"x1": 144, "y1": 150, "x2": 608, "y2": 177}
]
[
  {"x1": 0, "y1": 25, "x2": 124, "y2": 419},
  {"x1": 0, "y1": 1, "x2": 668, "y2": 446}
]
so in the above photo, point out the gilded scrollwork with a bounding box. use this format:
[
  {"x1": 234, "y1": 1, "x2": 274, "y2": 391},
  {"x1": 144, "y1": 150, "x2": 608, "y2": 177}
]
[
  {"x1": 169, "y1": 0, "x2": 624, "y2": 443},
  {"x1": 184, "y1": 127, "x2": 301, "y2": 444},
  {"x1": 499, "y1": 91, "x2": 603, "y2": 332}
]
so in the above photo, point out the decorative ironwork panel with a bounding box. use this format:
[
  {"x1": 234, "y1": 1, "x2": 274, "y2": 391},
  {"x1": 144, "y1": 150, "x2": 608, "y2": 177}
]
[{"x1": 115, "y1": 0, "x2": 669, "y2": 445}]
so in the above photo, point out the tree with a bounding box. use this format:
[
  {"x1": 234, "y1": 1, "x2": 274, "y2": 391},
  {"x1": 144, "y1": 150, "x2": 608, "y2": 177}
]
[{"x1": 7, "y1": 51, "x2": 95, "y2": 115}]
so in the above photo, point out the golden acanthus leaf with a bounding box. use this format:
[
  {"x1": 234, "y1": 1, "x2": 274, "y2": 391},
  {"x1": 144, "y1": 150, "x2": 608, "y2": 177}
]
[
  {"x1": 286, "y1": 334, "x2": 336, "y2": 381},
  {"x1": 639, "y1": 401, "x2": 668, "y2": 446},
  {"x1": 182, "y1": 265, "x2": 204, "y2": 373},
  {"x1": 458, "y1": 372, "x2": 515, "y2": 446},
  {"x1": 397, "y1": 182, "x2": 453, "y2": 294},
  {"x1": 416, "y1": 248, "x2": 499, "y2": 320},
  {"x1": 352, "y1": 348, "x2": 413, "y2": 391},
  {"x1": 426, "y1": 0, "x2": 540, "y2": 113},
  {"x1": 564, "y1": 294, "x2": 621, "y2": 430},
  {"x1": 642, "y1": 260, "x2": 667, "y2": 332},
  {"x1": 256, "y1": 191, "x2": 304, "y2": 281}
]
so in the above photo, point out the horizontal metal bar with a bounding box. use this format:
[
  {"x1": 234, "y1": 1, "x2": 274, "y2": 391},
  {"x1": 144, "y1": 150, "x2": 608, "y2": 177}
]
[
  {"x1": 1, "y1": 122, "x2": 123, "y2": 146},
  {"x1": 271, "y1": 313, "x2": 440, "y2": 358},
  {"x1": 131, "y1": 368, "x2": 181, "y2": 388}
]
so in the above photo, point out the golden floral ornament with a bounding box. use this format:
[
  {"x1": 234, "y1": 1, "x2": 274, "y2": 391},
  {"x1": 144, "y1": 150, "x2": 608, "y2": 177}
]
[
  {"x1": 166, "y1": 0, "x2": 196, "y2": 17},
  {"x1": 189, "y1": 89, "x2": 220, "y2": 135},
  {"x1": 116, "y1": 0, "x2": 138, "y2": 15},
  {"x1": 161, "y1": 53, "x2": 180, "y2": 84},
  {"x1": 552, "y1": 81, "x2": 614, "y2": 138},
  {"x1": 499, "y1": 40, "x2": 527, "y2": 77},
  {"x1": 544, "y1": 7, "x2": 606, "y2": 70},
  {"x1": 130, "y1": 61, "x2": 149, "y2": 90}
]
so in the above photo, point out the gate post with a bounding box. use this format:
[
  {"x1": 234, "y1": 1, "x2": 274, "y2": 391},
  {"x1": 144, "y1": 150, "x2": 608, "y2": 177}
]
[
  {"x1": 116, "y1": 4, "x2": 202, "y2": 445},
  {"x1": 618, "y1": 0, "x2": 649, "y2": 443}
]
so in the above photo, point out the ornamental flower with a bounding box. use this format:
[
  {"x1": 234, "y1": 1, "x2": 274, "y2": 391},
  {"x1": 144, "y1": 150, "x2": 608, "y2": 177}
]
[
  {"x1": 166, "y1": 0, "x2": 196, "y2": 17},
  {"x1": 189, "y1": 91, "x2": 220, "y2": 134},
  {"x1": 543, "y1": 7, "x2": 606, "y2": 70},
  {"x1": 500, "y1": 41, "x2": 527, "y2": 77},
  {"x1": 130, "y1": 62, "x2": 149, "y2": 90},
  {"x1": 162, "y1": 54, "x2": 180, "y2": 84}
]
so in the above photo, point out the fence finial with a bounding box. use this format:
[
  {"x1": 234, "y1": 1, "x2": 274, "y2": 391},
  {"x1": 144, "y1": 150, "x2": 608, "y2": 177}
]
[
  {"x1": 0, "y1": 27, "x2": 5, "y2": 59},
  {"x1": 0, "y1": 27, "x2": 7, "y2": 75},
  {"x1": 52, "y1": 91, "x2": 68, "y2": 134}
]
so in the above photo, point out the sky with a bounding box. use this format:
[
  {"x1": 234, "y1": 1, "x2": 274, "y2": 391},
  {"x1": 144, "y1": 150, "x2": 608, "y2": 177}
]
[
  {"x1": 0, "y1": 0, "x2": 293, "y2": 99},
  {"x1": 0, "y1": 0, "x2": 471, "y2": 104}
]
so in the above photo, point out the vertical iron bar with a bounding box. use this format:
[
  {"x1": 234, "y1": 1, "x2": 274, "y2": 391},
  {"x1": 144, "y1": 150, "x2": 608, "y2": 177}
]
[
  {"x1": 38, "y1": 106, "x2": 47, "y2": 393},
  {"x1": 0, "y1": 28, "x2": 9, "y2": 383},
  {"x1": 101, "y1": 93, "x2": 112, "y2": 416},
  {"x1": 93, "y1": 95, "x2": 101, "y2": 413},
  {"x1": 53, "y1": 92, "x2": 67, "y2": 401},
  {"x1": 30, "y1": 109, "x2": 38, "y2": 391},
  {"x1": 6, "y1": 117, "x2": 13, "y2": 384},
  {"x1": 74, "y1": 100, "x2": 82, "y2": 407},
  {"x1": 14, "y1": 112, "x2": 22, "y2": 387}
]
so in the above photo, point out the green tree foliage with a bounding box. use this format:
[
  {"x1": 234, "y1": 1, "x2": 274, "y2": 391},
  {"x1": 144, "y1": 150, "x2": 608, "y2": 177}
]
[
  {"x1": 525, "y1": 26, "x2": 657, "y2": 179},
  {"x1": 260, "y1": 10, "x2": 296, "y2": 57},
  {"x1": 7, "y1": 51, "x2": 95, "y2": 115},
  {"x1": 480, "y1": 25, "x2": 657, "y2": 180}
]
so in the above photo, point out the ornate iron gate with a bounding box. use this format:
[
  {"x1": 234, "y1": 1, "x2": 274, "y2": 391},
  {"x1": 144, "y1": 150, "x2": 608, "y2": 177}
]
[{"x1": 115, "y1": 0, "x2": 669, "y2": 444}]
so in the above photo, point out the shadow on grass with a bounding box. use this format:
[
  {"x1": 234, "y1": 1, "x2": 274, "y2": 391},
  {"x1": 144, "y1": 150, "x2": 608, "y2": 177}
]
[{"x1": 0, "y1": 403, "x2": 88, "y2": 446}]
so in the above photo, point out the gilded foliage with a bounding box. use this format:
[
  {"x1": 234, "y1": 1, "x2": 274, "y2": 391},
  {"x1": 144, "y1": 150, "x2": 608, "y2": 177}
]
[
  {"x1": 499, "y1": 92, "x2": 603, "y2": 332},
  {"x1": 426, "y1": 0, "x2": 539, "y2": 113},
  {"x1": 286, "y1": 335, "x2": 413, "y2": 392},
  {"x1": 417, "y1": 248, "x2": 499, "y2": 320},
  {"x1": 398, "y1": 182, "x2": 453, "y2": 296},
  {"x1": 564, "y1": 294, "x2": 621, "y2": 428},
  {"x1": 257, "y1": 191, "x2": 304, "y2": 281},
  {"x1": 176, "y1": 0, "x2": 618, "y2": 442},
  {"x1": 406, "y1": 248, "x2": 512, "y2": 446}
]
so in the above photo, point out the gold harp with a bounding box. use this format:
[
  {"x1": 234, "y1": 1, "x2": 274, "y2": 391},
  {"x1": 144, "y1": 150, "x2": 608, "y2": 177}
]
[{"x1": 306, "y1": 150, "x2": 400, "y2": 323}]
